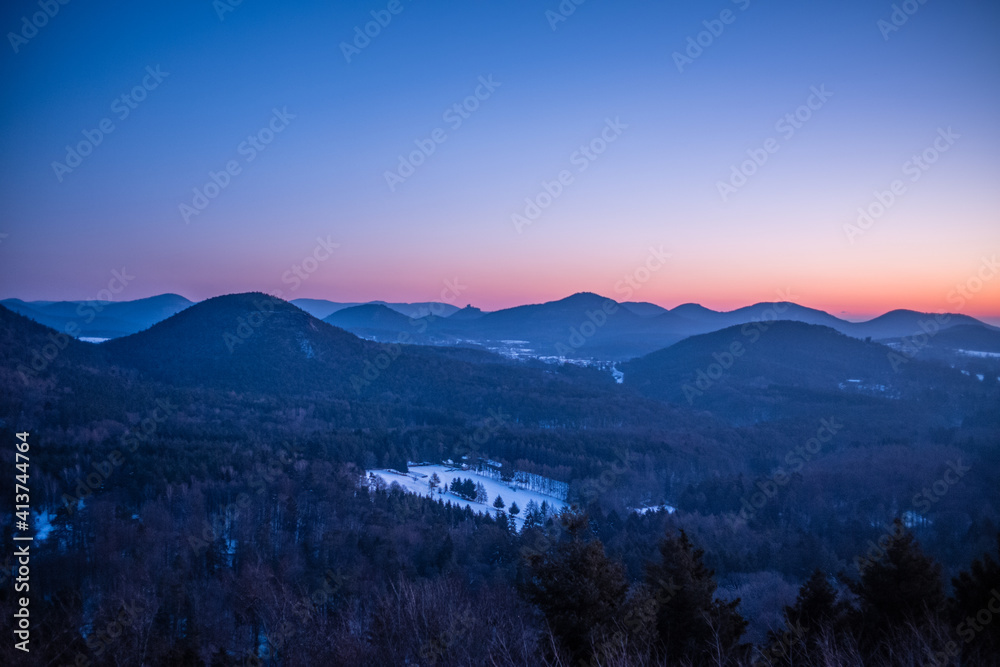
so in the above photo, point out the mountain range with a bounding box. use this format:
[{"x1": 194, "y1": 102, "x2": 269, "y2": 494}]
[
  {"x1": 4, "y1": 292, "x2": 996, "y2": 428},
  {"x1": 4, "y1": 292, "x2": 998, "y2": 362},
  {"x1": 0, "y1": 293, "x2": 194, "y2": 339},
  {"x1": 327, "y1": 293, "x2": 998, "y2": 362},
  {"x1": 0, "y1": 295, "x2": 459, "y2": 340},
  {"x1": 3, "y1": 294, "x2": 640, "y2": 426}
]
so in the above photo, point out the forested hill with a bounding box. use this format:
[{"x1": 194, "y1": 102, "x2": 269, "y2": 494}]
[
  {"x1": 622, "y1": 320, "x2": 991, "y2": 423},
  {"x1": 2, "y1": 295, "x2": 686, "y2": 432}
]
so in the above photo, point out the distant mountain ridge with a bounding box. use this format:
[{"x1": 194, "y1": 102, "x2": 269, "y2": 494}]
[
  {"x1": 58, "y1": 294, "x2": 651, "y2": 423},
  {"x1": 315, "y1": 293, "x2": 997, "y2": 361},
  {"x1": 5, "y1": 292, "x2": 996, "y2": 361},
  {"x1": 1, "y1": 295, "x2": 681, "y2": 437},
  {"x1": 4, "y1": 294, "x2": 993, "y2": 429},
  {"x1": 1, "y1": 293, "x2": 193, "y2": 339},
  {"x1": 291, "y1": 298, "x2": 459, "y2": 320}
]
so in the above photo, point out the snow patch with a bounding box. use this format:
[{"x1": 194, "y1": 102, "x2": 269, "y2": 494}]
[
  {"x1": 957, "y1": 349, "x2": 1000, "y2": 358},
  {"x1": 367, "y1": 464, "x2": 568, "y2": 529},
  {"x1": 33, "y1": 509, "x2": 54, "y2": 542},
  {"x1": 631, "y1": 504, "x2": 676, "y2": 515}
]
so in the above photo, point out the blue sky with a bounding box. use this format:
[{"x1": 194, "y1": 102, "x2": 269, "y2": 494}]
[{"x1": 1, "y1": 0, "x2": 998, "y2": 320}]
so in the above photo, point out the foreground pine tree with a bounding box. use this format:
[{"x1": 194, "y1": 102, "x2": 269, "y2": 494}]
[
  {"x1": 847, "y1": 518, "x2": 947, "y2": 662},
  {"x1": 950, "y1": 533, "x2": 1000, "y2": 665},
  {"x1": 645, "y1": 529, "x2": 748, "y2": 666},
  {"x1": 764, "y1": 569, "x2": 849, "y2": 665},
  {"x1": 520, "y1": 513, "x2": 629, "y2": 664}
]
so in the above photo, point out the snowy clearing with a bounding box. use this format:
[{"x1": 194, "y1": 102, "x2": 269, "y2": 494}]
[
  {"x1": 957, "y1": 349, "x2": 1000, "y2": 358},
  {"x1": 368, "y1": 464, "x2": 569, "y2": 529}
]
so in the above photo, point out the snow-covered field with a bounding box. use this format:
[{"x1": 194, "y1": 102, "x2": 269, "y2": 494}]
[
  {"x1": 368, "y1": 464, "x2": 568, "y2": 529},
  {"x1": 631, "y1": 503, "x2": 676, "y2": 515},
  {"x1": 957, "y1": 349, "x2": 1000, "y2": 358}
]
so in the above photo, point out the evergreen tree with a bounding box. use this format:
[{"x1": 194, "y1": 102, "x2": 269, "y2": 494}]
[
  {"x1": 428, "y1": 472, "x2": 441, "y2": 491},
  {"x1": 847, "y1": 519, "x2": 945, "y2": 658},
  {"x1": 494, "y1": 495, "x2": 505, "y2": 511},
  {"x1": 450, "y1": 478, "x2": 477, "y2": 500},
  {"x1": 521, "y1": 513, "x2": 629, "y2": 664},
  {"x1": 950, "y1": 533, "x2": 1000, "y2": 664},
  {"x1": 645, "y1": 530, "x2": 747, "y2": 666},
  {"x1": 766, "y1": 570, "x2": 846, "y2": 665},
  {"x1": 475, "y1": 482, "x2": 488, "y2": 504},
  {"x1": 369, "y1": 473, "x2": 387, "y2": 493},
  {"x1": 523, "y1": 500, "x2": 542, "y2": 528},
  {"x1": 509, "y1": 501, "x2": 520, "y2": 516}
]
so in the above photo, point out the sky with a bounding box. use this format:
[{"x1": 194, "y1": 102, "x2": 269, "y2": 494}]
[{"x1": 1, "y1": 0, "x2": 998, "y2": 322}]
